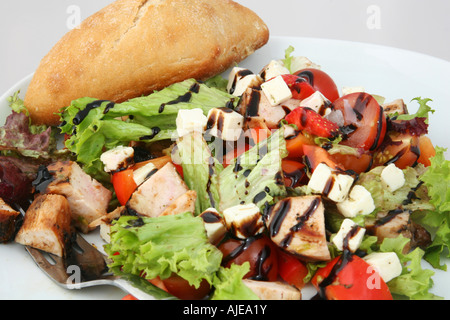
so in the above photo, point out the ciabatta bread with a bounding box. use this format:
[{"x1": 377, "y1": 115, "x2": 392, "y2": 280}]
[{"x1": 24, "y1": 0, "x2": 269, "y2": 125}]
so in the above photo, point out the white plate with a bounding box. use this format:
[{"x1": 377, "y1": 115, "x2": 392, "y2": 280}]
[{"x1": 0, "y1": 36, "x2": 449, "y2": 300}]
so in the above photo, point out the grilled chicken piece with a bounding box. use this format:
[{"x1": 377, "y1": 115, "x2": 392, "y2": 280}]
[
  {"x1": 365, "y1": 209, "x2": 431, "y2": 252},
  {"x1": 15, "y1": 194, "x2": 72, "y2": 257},
  {"x1": 266, "y1": 195, "x2": 331, "y2": 261},
  {"x1": 0, "y1": 198, "x2": 22, "y2": 243},
  {"x1": 242, "y1": 279, "x2": 301, "y2": 300},
  {"x1": 382, "y1": 99, "x2": 408, "y2": 116},
  {"x1": 44, "y1": 161, "x2": 112, "y2": 233},
  {"x1": 237, "y1": 88, "x2": 299, "y2": 128},
  {"x1": 127, "y1": 162, "x2": 190, "y2": 217},
  {"x1": 88, "y1": 205, "x2": 128, "y2": 243},
  {"x1": 160, "y1": 190, "x2": 197, "y2": 216}
]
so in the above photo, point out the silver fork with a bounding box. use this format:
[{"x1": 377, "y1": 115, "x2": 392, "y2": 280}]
[{"x1": 24, "y1": 233, "x2": 162, "y2": 300}]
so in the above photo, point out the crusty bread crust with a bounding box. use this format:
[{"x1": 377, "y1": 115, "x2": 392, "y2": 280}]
[{"x1": 24, "y1": 0, "x2": 269, "y2": 125}]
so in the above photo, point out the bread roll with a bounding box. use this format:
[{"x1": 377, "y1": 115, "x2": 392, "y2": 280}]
[{"x1": 24, "y1": 0, "x2": 269, "y2": 125}]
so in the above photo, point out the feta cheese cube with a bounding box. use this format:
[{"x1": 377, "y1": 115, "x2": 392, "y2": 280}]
[
  {"x1": 307, "y1": 163, "x2": 354, "y2": 203},
  {"x1": 342, "y1": 86, "x2": 365, "y2": 96},
  {"x1": 260, "y1": 60, "x2": 290, "y2": 81},
  {"x1": 261, "y1": 75, "x2": 293, "y2": 107},
  {"x1": 100, "y1": 146, "x2": 134, "y2": 173},
  {"x1": 363, "y1": 252, "x2": 402, "y2": 283},
  {"x1": 176, "y1": 108, "x2": 207, "y2": 138},
  {"x1": 332, "y1": 218, "x2": 366, "y2": 252},
  {"x1": 223, "y1": 203, "x2": 264, "y2": 239},
  {"x1": 133, "y1": 162, "x2": 157, "y2": 186},
  {"x1": 336, "y1": 185, "x2": 375, "y2": 217},
  {"x1": 199, "y1": 208, "x2": 227, "y2": 245},
  {"x1": 299, "y1": 91, "x2": 331, "y2": 116},
  {"x1": 227, "y1": 67, "x2": 262, "y2": 96},
  {"x1": 381, "y1": 163, "x2": 405, "y2": 192},
  {"x1": 206, "y1": 107, "x2": 244, "y2": 141}
]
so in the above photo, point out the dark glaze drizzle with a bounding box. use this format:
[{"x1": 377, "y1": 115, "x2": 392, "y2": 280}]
[
  {"x1": 268, "y1": 199, "x2": 292, "y2": 238},
  {"x1": 281, "y1": 197, "x2": 321, "y2": 248},
  {"x1": 73, "y1": 100, "x2": 115, "y2": 125},
  {"x1": 229, "y1": 69, "x2": 254, "y2": 95},
  {"x1": 251, "y1": 245, "x2": 273, "y2": 281},
  {"x1": 245, "y1": 90, "x2": 261, "y2": 118},
  {"x1": 139, "y1": 127, "x2": 161, "y2": 141},
  {"x1": 158, "y1": 82, "x2": 200, "y2": 113},
  {"x1": 369, "y1": 105, "x2": 386, "y2": 151}
]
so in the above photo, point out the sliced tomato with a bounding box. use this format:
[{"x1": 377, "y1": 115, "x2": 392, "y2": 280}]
[
  {"x1": 294, "y1": 68, "x2": 340, "y2": 103},
  {"x1": 303, "y1": 144, "x2": 344, "y2": 172},
  {"x1": 122, "y1": 294, "x2": 138, "y2": 300},
  {"x1": 285, "y1": 132, "x2": 315, "y2": 159},
  {"x1": 373, "y1": 133, "x2": 420, "y2": 169},
  {"x1": 282, "y1": 159, "x2": 307, "y2": 188},
  {"x1": 279, "y1": 74, "x2": 317, "y2": 100},
  {"x1": 332, "y1": 92, "x2": 387, "y2": 151},
  {"x1": 112, "y1": 169, "x2": 137, "y2": 206},
  {"x1": 162, "y1": 274, "x2": 211, "y2": 300},
  {"x1": 277, "y1": 250, "x2": 308, "y2": 290},
  {"x1": 218, "y1": 235, "x2": 279, "y2": 282},
  {"x1": 417, "y1": 136, "x2": 436, "y2": 167},
  {"x1": 311, "y1": 255, "x2": 393, "y2": 300},
  {"x1": 248, "y1": 126, "x2": 271, "y2": 145},
  {"x1": 330, "y1": 152, "x2": 373, "y2": 174}
]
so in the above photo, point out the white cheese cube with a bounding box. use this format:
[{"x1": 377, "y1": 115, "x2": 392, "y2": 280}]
[
  {"x1": 206, "y1": 107, "x2": 244, "y2": 141},
  {"x1": 199, "y1": 208, "x2": 227, "y2": 245},
  {"x1": 336, "y1": 185, "x2": 375, "y2": 217},
  {"x1": 290, "y1": 56, "x2": 320, "y2": 73},
  {"x1": 260, "y1": 60, "x2": 290, "y2": 81},
  {"x1": 381, "y1": 163, "x2": 405, "y2": 192},
  {"x1": 176, "y1": 108, "x2": 207, "y2": 137},
  {"x1": 261, "y1": 75, "x2": 292, "y2": 107},
  {"x1": 332, "y1": 218, "x2": 366, "y2": 252},
  {"x1": 363, "y1": 252, "x2": 402, "y2": 283},
  {"x1": 299, "y1": 91, "x2": 331, "y2": 116},
  {"x1": 342, "y1": 86, "x2": 365, "y2": 96},
  {"x1": 223, "y1": 203, "x2": 264, "y2": 239},
  {"x1": 227, "y1": 67, "x2": 262, "y2": 96},
  {"x1": 133, "y1": 162, "x2": 157, "y2": 186},
  {"x1": 100, "y1": 146, "x2": 134, "y2": 173},
  {"x1": 307, "y1": 163, "x2": 354, "y2": 203}
]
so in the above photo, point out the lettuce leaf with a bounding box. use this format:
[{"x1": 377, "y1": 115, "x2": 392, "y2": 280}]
[
  {"x1": 379, "y1": 236, "x2": 440, "y2": 300},
  {"x1": 418, "y1": 147, "x2": 450, "y2": 269},
  {"x1": 176, "y1": 131, "x2": 222, "y2": 215},
  {"x1": 217, "y1": 128, "x2": 288, "y2": 211},
  {"x1": 211, "y1": 263, "x2": 260, "y2": 300},
  {"x1": 106, "y1": 213, "x2": 223, "y2": 288},
  {"x1": 59, "y1": 79, "x2": 236, "y2": 182}
]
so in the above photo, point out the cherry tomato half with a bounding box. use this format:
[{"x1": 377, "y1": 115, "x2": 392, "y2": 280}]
[
  {"x1": 294, "y1": 68, "x2": 340, "y2": 103},
  {"x1": 162, "y1": 274, "x2": 211, "y2": 300},
  {"x1": 218, "y1": 235, "x2": 279, "y2": 282},
  {"x1": 331, "y1": 92, "x2": 387, "y2": 151}
]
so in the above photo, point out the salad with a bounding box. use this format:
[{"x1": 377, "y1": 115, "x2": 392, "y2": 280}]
[{"x1": 1, "y1": 46, "x2": 449, "y2": 300}]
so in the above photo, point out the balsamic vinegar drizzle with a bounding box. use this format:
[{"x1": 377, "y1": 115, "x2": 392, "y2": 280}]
[{"x1": 73, "y1": 100, "x2": 115, "y2": 125}]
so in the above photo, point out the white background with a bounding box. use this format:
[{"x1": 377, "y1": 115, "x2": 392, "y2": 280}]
[{"x1": 1, "y1": 0, "x2": 449, "y2": 94}]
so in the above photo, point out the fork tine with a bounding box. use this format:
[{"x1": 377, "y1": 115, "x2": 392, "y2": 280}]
[
  {"x1": 65, "y1": 234, "x2": 109, "y2": 281},
  {"x1": 25, "y1": 246, "x2": 70, "y2": 285}
]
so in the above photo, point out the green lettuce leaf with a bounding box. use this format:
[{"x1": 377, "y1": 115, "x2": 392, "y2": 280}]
[
  {"x1": 105, "y1": 212, "x2": 223, "y2": 288},
  {"x1": 217, "y1": 128, "x2": 288, "y2": 212},
  {"x1": 396, "y1": 97, "x2": 435, "y2": 123},
  {"x1": 59, "y1": 79, "x2": 236, "y2": 182},
  {"x1": 418, "y1": 147, "x2": 450, "y2": 269},
  {"x1": 176, "y1": 131, "x2": 222, "y2": 215},
  {"x1": 379, "y1": 236, "x2": 440, "y2": 300},
  {"x1": 211, "y1": 263, "x2": 260, "y2": 300}
]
